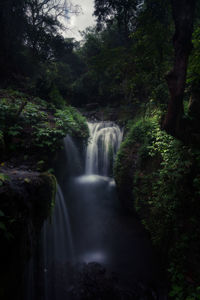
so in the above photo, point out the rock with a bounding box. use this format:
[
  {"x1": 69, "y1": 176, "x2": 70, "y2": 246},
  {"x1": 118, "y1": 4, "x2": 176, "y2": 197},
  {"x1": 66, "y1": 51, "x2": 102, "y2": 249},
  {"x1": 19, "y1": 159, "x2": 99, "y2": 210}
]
[{"x1": 0, "y1": 167, "x2": 56, "y2": 300}]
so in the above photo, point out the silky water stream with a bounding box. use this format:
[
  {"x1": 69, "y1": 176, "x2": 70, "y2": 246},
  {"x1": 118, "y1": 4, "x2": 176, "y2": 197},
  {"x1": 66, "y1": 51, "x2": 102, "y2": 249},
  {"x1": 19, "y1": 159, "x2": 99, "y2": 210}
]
[{"x1": 25, "y1": 122, "x2": 166, "y2": 300}]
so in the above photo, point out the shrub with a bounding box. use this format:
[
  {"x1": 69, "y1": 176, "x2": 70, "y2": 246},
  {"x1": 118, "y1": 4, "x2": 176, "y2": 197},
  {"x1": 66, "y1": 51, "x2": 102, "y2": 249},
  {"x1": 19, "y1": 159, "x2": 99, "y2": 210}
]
[{"x1": 114, "y1": 110, "x2": 200, "y2": 299}]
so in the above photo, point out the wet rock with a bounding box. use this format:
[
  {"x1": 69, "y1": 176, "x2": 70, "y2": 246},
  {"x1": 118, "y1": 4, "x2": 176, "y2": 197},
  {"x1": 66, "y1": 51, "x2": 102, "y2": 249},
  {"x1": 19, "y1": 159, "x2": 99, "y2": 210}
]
[
  {"x1": 36, "y1": 261, "x2": 159, "y2": 300},
  {"x1": 56, "y1": 262, "x2": 157, "y2": 299},
  {"x1": 0, "y1": 167, "x2": 56, "y2": 300}
]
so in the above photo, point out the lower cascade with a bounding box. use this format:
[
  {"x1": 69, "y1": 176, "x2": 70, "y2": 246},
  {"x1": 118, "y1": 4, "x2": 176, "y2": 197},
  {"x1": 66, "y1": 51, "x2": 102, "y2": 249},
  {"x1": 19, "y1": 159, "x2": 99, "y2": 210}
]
[{"x1": 25, "y1": 121, "x2": 163, "y2": 300}]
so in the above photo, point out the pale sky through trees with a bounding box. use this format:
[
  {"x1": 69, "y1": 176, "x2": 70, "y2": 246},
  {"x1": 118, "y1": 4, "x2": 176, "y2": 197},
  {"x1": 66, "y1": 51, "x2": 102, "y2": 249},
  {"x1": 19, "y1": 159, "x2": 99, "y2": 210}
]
[{"x1": 65, "y1": 0, "x2": 96, "y2": 40}]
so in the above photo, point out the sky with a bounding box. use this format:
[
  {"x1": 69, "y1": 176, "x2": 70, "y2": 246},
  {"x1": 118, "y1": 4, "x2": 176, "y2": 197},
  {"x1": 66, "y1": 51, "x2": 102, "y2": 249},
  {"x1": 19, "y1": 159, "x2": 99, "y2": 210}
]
[{"x1": 65, "y1": 0, "x2": 96, "y2": 40}]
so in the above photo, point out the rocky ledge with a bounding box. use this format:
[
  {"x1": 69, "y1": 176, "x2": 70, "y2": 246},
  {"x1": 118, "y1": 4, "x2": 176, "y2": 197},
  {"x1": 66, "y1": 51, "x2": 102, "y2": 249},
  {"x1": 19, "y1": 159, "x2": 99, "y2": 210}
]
[{"x1": 0, "y1": 166, "x2": 56, "y2": 300}]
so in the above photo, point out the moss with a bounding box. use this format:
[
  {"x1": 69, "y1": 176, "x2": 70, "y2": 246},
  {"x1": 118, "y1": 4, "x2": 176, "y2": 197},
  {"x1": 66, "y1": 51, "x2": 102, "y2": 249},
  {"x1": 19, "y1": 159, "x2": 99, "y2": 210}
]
[
  {"x1": 40, "y1": 172, "x2": 57, "y2": 215},
  {"x1": 114, "y1": 116, "x2": 157, "y2": 210},
  {"x1": 0, "y1": 168, "x2": 58, "y2": 299},
  {"x1": 0, "y1": 89, "x2": 90, "y2": 299},
  {"x1": 114, "y1": 111, "x2": 200, "y2": 298}
]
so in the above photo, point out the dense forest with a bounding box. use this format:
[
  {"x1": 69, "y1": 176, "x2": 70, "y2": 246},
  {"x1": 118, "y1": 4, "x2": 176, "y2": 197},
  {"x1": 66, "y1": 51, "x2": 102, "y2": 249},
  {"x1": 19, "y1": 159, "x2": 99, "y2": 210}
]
[{"x1": 0, "y1": 0, "x2": 200, "y2": 299}]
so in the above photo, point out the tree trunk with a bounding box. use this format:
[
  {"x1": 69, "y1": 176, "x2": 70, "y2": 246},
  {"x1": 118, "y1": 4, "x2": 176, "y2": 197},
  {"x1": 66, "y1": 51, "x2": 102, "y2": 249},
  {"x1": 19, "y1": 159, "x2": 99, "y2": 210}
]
[{"x1": 163, "y1": 0, "x2": 196, "y2": 140}]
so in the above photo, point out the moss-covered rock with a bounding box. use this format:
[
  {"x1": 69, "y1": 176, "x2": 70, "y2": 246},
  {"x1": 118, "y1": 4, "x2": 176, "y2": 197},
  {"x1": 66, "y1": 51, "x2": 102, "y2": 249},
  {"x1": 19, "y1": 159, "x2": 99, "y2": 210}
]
[
  {"x1": 114, "y1": 112, "x2": 200, "y2": 298},
  {"x1": 0, "y1": 167, "x2": 57, "y2": 300},
  {"x1": 0, "y1": 89, "x2": 89, "y2": 299},
  {"x1": 114, "y1": 117, "x2": 157, "y2": 211}
]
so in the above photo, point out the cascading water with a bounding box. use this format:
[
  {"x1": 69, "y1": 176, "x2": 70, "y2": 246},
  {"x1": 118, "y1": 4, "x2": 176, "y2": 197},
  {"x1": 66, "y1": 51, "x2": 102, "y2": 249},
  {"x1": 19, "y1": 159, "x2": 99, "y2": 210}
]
[
  {"x1": 25, "y1": 121, "x2": 164, "y2": 299},
  {"x1": 70, "y1": 122, "x2": 123, "y2": 265},
  {"x1": 68, "y1": 122, "x2": 157, "y2": 286},
  {"x1": 85, "y1": 122, "x2": 123, "y2": 176},
  {"x1": 41, "y1": 185, "x2": 74, "y2": 300},
  {"x1": 25, "y1": 135, "x2": 79, "y2": 300},
  {"x1": 43, "y1": 185, "x2": 73, "y2": 264},
  {"x1": 25, "y1": 185, "x2": 74, "y2": 300}
]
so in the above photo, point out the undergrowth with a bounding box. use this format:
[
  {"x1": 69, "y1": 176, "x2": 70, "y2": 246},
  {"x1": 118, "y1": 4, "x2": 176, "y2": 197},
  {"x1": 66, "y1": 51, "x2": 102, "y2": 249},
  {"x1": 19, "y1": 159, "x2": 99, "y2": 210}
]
[
  {"x1": 0, "y1": 89, "x2": 89, "y2": 157},
  {"x1": 114, "y1": 110, "x2": 200, "y2": 299}
]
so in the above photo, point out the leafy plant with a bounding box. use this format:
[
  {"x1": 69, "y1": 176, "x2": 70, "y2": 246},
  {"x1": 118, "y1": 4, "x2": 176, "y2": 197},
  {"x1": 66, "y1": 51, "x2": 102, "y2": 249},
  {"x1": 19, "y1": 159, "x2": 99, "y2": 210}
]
[
  {"x1": 114, "y1": 109, "x2": 200, "y2": 299},
  {"x1": 0, "y1": 90, "x2": 89, "y2": 155},
  {"x1": 0, "y1": 173, "x2": 10, "y2": 186}
]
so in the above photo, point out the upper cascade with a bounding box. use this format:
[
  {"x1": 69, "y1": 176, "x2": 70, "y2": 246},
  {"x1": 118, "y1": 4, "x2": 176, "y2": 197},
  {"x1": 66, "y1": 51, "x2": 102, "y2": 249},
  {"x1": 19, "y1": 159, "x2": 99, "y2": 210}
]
[{"x1": 85, "y1": 122, "x2": 123, "y2": 176}]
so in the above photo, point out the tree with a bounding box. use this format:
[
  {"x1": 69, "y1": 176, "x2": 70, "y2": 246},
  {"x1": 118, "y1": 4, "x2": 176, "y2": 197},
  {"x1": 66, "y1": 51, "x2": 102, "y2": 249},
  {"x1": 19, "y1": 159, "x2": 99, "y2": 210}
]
[
  {"x1": 163, "y1": 0, "x2": 196, "y2": 140},
  {"x1": 0, "y1": 0, "x2": 27, "y2": 83},
  {"x1": 25, "y1": 0, "x2": 80, "y2": 58},
  {"x1": 94, "y1": 0, "x2": 141, "y2": 40},
  {"x1": 0, "y1": 0, "x2": 81, "y2": 92}
]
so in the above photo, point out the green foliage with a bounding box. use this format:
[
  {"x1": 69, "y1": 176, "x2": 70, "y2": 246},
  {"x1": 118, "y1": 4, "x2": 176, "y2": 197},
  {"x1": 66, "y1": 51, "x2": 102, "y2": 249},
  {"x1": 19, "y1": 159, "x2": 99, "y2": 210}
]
[
  {"x1": 30, "y1": 105, "x2": 88, "y2": 151},
  {"x1": 72, "y1": 0, "x2": 173, "y2": 108},
  {"x1": 0, "y1": 0, "x2": 174, "y2": 110},
  {"x1": 8, "y1": 125, "x2": 23, "y2": 137},
  {"x1": 0, "y1": 0, "x2": 80, "y2": 94},
  {"x1": 49, "y1": 85, "x2": 65, "y2": 107},
  {"x1": 168, "y1": 260, "x2": 200, "y2": 300},
  {"x1": 0, "y1": 90, "x2": 89, "y2": 155},
  {"x1": 0, "y1": 173, "x2": 10, "y2": 187},
  {"x1": 22, "y1": 102, "x2": 48, "y2": 124},
  {"x1": 114, "y1": 115, "x2": 157, "y2": 187},
  {"x1": 138, "y1": 123, "x2": 190, "y2": 245},
  {"x1": 187, "y1": 25, "x2": 200, "y2": 93},
  {"x1": 40, "y1": 173, "x2": 58, "y2": 216},
  {"x1": 114, "y1": 110, "x2": 200, "y2": 299},
  {"x1": 0, "y1": 99, "x2": 19, "y2": 128},
  {"x1": 55, "y1": 106, "x2": 89, "y2": 139},
  {"x1": 94, "y1": 0, "x2": 139, "y2": 35}
]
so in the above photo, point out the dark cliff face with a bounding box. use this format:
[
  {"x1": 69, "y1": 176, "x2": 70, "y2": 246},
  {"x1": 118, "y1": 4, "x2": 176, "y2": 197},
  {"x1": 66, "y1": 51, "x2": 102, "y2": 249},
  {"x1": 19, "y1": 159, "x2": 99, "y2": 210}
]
[{"x1": 0, "y1": 168, "x2": 56, "y2": 300}]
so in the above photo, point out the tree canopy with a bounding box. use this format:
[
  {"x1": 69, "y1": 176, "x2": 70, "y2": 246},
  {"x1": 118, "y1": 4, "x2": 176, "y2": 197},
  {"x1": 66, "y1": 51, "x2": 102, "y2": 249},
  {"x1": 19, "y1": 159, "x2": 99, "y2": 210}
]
[{"x1": 0, "y1": 0, "x2": 199, "y2": 140}]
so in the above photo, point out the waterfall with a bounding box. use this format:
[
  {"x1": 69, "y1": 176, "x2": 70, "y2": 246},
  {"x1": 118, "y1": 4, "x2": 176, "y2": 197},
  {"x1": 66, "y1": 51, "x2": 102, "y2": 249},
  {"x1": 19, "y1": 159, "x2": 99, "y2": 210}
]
[
  {"x1": 25, "y1": 121, "x2": 162, "y2": 299},
  {"x1": 39, "y1": 136, "x2": 82, "y2": 300},
  {"x1": 37, "y1": 123, "x2": 123, "y2": 298},
  {"x1": 25, "y1": 185, "x2": 74, "y2": 300},
  {"x1": 42, "y1": 185, "x2": 73, "y2": 264},
  {"x1": 85, "y1": 122, "x2": 123, "y2": 176},
  {"x1": 25, "y1": 135, "x2": 80, "y2": 300},
  {"x1": 70, "y1": 121, "x2": 123, "y2": 265},
  {"x1": 41, "y1": 185, "x2": 74, "y2": 300}
]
